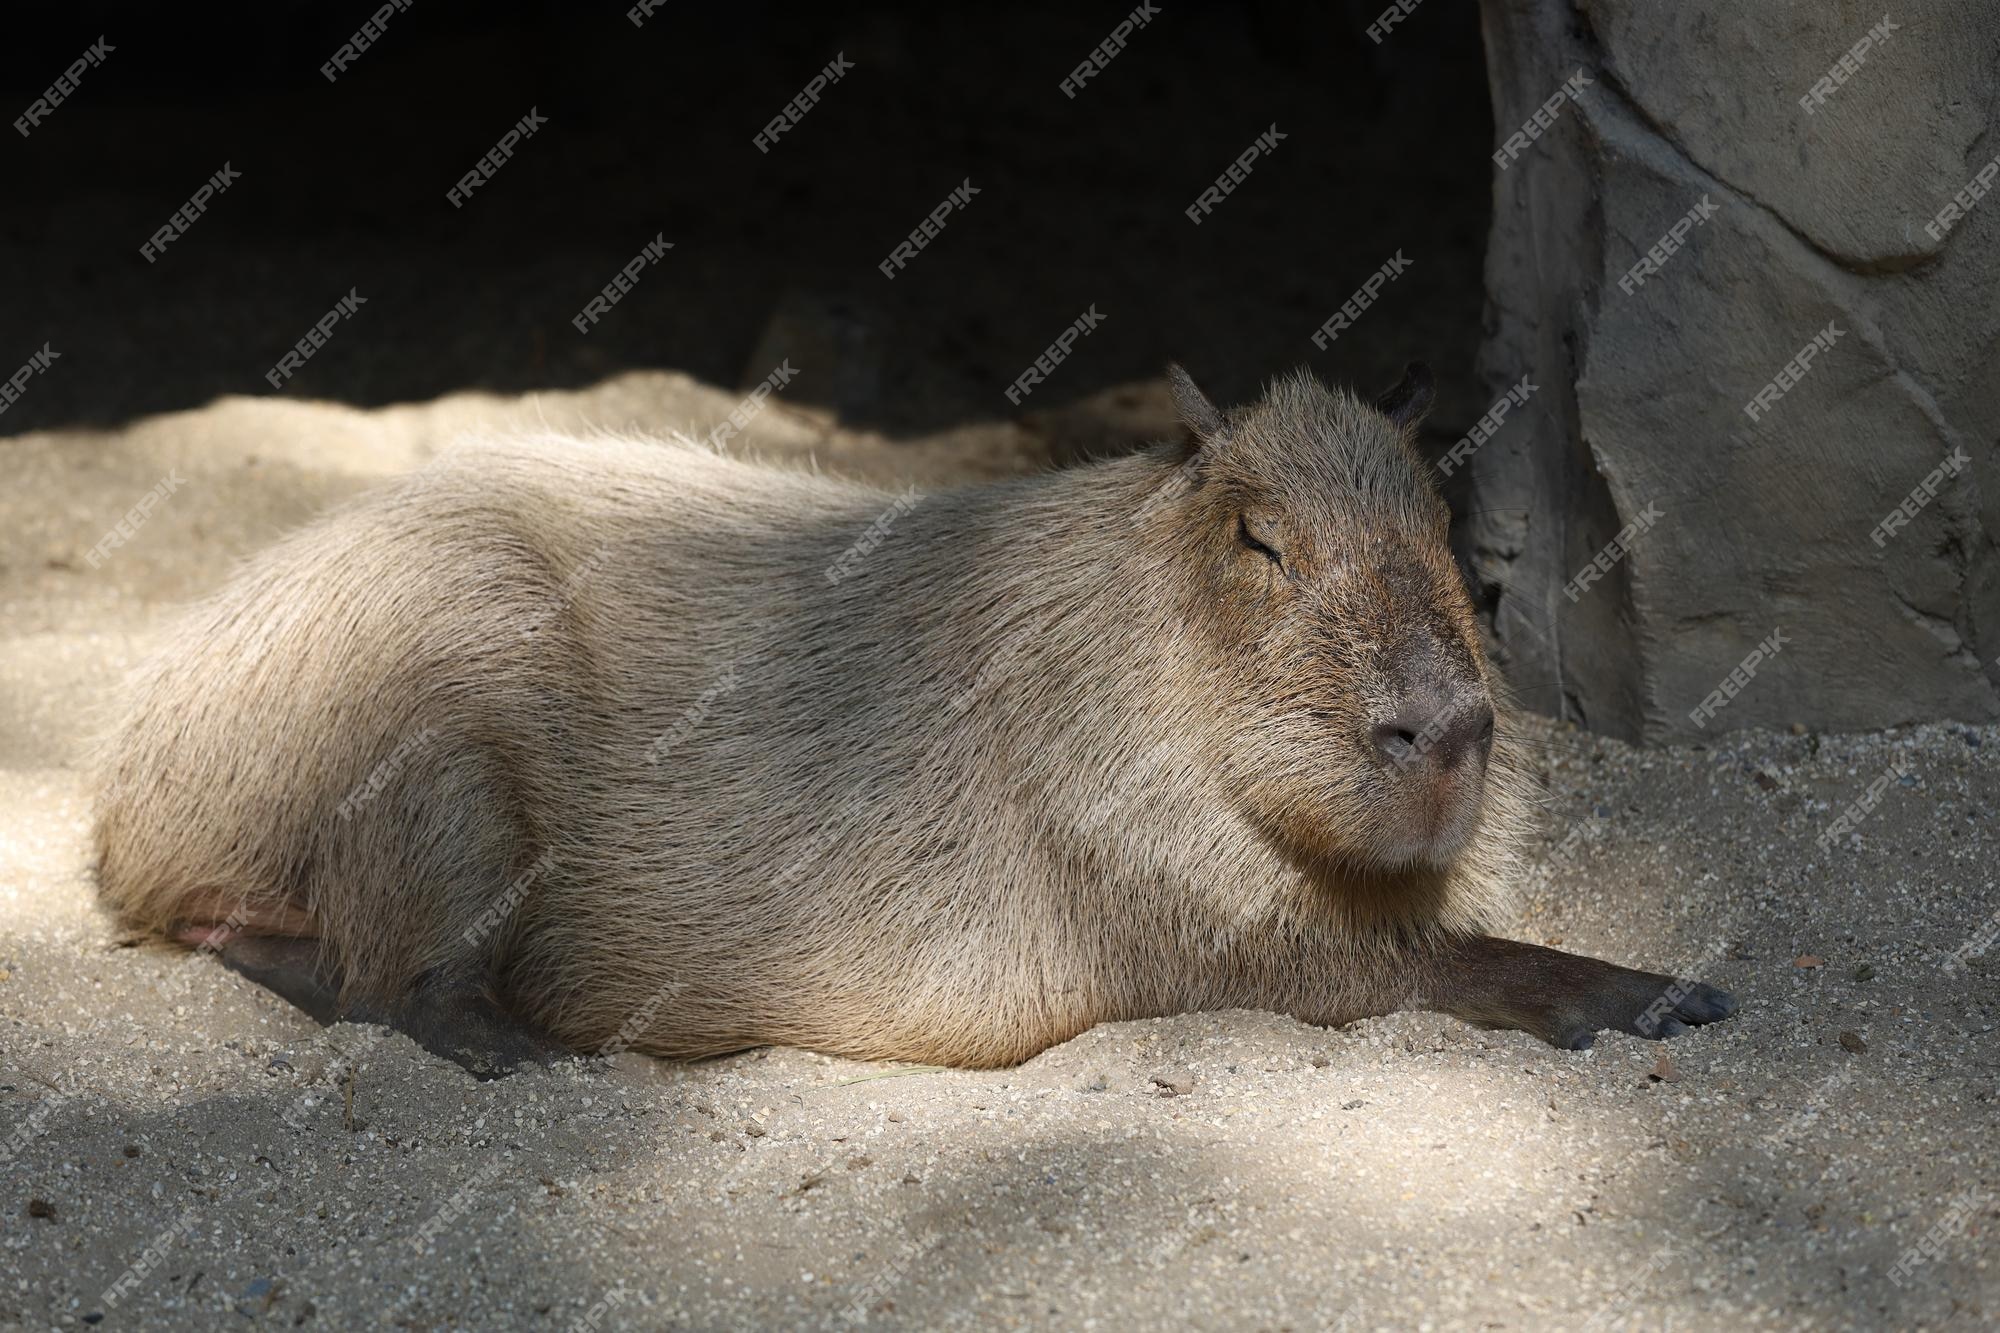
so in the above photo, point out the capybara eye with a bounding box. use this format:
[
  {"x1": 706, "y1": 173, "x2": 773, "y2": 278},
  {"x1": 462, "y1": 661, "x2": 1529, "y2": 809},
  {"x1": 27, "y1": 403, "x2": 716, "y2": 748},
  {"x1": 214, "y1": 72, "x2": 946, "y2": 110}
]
[{"x1": 1237, "y1": 514, "x2": 1283, "y2": 567}]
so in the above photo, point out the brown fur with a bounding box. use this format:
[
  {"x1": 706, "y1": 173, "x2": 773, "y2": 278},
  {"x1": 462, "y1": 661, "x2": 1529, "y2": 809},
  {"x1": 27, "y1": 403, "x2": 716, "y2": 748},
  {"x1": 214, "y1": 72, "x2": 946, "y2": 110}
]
[{"x1": 92, "y1": 368, "x2": 1534, "y2": 1068}]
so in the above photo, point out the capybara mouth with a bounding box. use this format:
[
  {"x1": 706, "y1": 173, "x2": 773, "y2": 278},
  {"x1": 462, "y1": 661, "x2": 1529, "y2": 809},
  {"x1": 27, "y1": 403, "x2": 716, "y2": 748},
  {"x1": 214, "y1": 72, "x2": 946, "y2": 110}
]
[{"x1": 1370, "y1": 772, "x2": 1489, "y2": 870}]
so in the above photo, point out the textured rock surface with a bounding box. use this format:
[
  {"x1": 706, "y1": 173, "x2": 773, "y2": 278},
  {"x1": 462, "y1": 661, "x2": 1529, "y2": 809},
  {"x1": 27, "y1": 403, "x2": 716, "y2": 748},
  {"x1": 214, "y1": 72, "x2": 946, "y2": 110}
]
[{"x1": 1473, "y1": 0, "x2": 2000, "y2": 741}]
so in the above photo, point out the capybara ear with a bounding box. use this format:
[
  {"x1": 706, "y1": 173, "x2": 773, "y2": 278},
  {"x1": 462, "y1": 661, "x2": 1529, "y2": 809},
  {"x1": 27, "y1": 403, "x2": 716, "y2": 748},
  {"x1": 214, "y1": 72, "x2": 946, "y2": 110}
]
[
  {"x1": 1167, "y1": 362, "x2": 1226, "y2": 443},
  {"x1": 1374, "y1": 361, "x2": 1435, "y2": 430}
]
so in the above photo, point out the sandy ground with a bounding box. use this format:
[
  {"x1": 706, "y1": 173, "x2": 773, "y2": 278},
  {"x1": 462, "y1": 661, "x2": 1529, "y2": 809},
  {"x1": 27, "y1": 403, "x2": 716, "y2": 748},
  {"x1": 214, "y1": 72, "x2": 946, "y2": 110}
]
[{"x1": 2, "y1": 382, "x2": 1997, "y2": 1331}]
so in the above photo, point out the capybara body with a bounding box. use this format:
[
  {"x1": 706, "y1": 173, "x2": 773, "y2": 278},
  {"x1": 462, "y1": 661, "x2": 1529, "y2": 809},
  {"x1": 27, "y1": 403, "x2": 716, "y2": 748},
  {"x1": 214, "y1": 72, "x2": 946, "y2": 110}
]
[{"x1": 93, "y1": 368, "x2": 1734, "y2": 1070}]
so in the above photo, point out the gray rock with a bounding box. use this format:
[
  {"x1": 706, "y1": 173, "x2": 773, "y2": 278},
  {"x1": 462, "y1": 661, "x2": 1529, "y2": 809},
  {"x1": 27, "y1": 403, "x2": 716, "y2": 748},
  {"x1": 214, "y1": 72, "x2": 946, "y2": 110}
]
[{"x1": 1475, "y1": 0, "x2": 2000, "y2": 740}]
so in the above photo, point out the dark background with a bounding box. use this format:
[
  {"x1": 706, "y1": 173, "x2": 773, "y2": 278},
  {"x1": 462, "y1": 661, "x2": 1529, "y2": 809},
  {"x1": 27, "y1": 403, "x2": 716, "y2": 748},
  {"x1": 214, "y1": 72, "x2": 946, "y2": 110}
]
[{"x1": 3, "y1": 1, "x2": 1492, "y2": 444}]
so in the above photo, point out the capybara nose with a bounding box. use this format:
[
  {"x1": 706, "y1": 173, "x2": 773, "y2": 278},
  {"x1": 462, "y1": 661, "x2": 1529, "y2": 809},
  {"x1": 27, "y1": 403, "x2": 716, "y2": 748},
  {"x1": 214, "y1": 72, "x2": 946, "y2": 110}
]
[{"x1": 1372, "y1": 689, "x2": 1494, "y2": 770}]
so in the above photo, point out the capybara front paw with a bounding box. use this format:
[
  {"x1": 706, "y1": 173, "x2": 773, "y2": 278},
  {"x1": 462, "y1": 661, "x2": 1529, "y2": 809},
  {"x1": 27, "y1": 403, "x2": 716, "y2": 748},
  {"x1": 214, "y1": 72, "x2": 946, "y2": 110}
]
[{"x1": 1541, "y1": 963, "x2": 1738, "y2": 1050}]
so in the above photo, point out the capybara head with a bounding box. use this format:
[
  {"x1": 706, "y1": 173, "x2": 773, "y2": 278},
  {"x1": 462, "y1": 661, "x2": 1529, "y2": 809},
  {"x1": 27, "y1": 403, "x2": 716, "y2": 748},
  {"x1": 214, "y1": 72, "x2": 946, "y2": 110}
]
[{"x1": 1156, "y1": 364, "x2": 1499, "y2": 876}]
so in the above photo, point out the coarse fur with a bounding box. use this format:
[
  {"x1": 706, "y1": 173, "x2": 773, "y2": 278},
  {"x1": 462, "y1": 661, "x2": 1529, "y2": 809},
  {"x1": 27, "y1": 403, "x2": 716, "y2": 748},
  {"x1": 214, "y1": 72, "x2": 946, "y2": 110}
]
[{"x1": 91, "y1": 369, "x2": 1621, "y2": 1069}]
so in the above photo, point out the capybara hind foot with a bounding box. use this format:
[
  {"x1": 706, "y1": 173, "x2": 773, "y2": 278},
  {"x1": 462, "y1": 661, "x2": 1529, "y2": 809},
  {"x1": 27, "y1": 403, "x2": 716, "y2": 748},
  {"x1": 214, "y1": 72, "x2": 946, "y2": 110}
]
[
  {"x1": 387, "y1": 969, "x2": 574, "y2": 1080},
  {"x1": 218, "y1": 936, "x2": 343, "y2": 1024},
  {"x1": 217, "y1": 938, "x2": 570, "y2": 1079},
  {"x1": 1427, "y1": 935, "x2": 1740, "y2": 1050}
]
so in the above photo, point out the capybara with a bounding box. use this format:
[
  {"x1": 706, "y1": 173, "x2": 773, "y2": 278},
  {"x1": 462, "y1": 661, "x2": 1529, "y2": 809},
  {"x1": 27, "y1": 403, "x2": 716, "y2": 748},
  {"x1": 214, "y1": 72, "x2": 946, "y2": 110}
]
[{"x1": 92, "y1": 364, "x2": 1736, "y2": 1075}]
